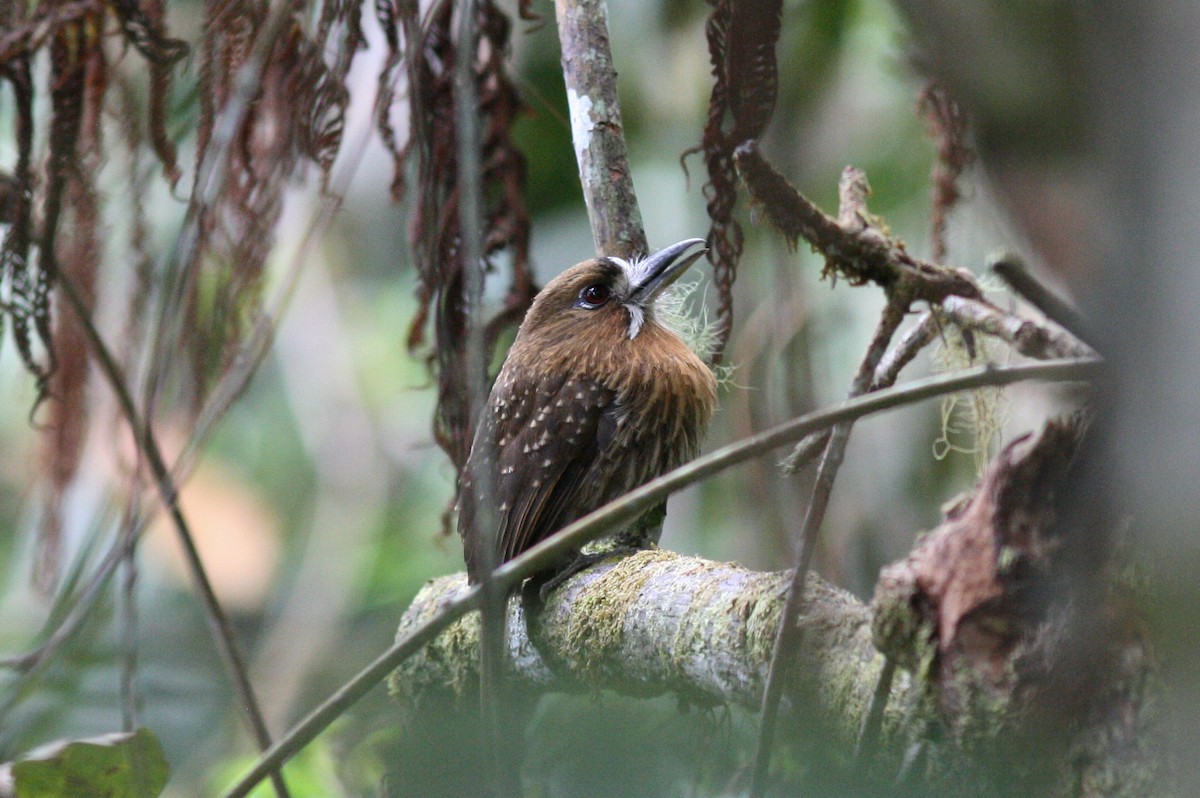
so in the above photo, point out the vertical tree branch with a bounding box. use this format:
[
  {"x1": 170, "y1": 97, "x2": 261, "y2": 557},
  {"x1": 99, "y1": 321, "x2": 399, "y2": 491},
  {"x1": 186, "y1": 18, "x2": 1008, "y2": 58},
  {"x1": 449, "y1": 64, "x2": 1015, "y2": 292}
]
[
  {"x1": 554, "y1": 0, "x2": 646, "y2": 258},
  {"x1": 454, "y1": 3, "x2": 516, "y2": 797}
]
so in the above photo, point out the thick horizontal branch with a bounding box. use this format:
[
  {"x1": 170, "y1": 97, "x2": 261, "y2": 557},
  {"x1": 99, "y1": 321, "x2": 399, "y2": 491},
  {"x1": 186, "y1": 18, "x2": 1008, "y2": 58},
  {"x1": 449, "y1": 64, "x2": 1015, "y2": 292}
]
[
  {"x1": 392, "y1": 416, "x2": 1152, "y2": 797},
  {"x1": 391, "y1": 550, "x2": 900, "y2": 748}
]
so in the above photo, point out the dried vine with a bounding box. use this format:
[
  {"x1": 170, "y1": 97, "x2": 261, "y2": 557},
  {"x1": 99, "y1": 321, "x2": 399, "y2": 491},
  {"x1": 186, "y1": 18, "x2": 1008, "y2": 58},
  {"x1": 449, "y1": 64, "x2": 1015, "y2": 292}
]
[
  {"x1": 37, "y1": 19, "x2": 107, "y2": 591},
  {"x1": 693, "y1": 0, "x2": 782, "y2": 363},
  {"x1": 380, "y1": 0, "x2": 535, "y2": 472},
  {"x1": 918, "y1": 81, "x2": 974, "y2": 262}
]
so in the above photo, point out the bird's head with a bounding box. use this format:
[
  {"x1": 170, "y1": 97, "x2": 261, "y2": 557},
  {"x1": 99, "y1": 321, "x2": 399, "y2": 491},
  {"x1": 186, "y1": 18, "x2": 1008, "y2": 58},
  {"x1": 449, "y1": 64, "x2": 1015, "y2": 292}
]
[{"x1": 519, "y1": 238, "x2": 707, "y2": 347}]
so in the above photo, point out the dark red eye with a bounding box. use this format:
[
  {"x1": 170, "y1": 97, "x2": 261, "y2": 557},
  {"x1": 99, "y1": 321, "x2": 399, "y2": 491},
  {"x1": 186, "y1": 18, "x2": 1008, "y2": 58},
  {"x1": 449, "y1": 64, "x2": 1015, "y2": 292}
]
[{"x1": 578, "y1": 283, "x2": 611, "y2": 308}]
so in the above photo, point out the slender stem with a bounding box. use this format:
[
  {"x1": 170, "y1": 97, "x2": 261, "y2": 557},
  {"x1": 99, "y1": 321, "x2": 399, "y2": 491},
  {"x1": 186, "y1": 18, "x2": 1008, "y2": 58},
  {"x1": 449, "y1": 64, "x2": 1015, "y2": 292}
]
[
  {"x1": 454, "y1": 2, "x2": 517, "y2": 796},
  {"x1": 991, "y1": 254, "x2": 1092, "y2": 346},
  {"x1": 784, "y1": 312, "x2": 941, "y2": 473},
  {"x1": 939, "y1": 293, "x2": 1092, "y2": 359},
  {"x1": 872, "y1": 311, "x2": 939, "y2": 390},
  {"x1": 855, "y1": 656, "x2": 897, "y2": 762},
  {"x1": 55, "y1": 273, "x2": 290, "y2": 798},
  {"x1": 119, "y1": 500, "x2": 140, "y2": 733},
  {"x1": 750, "y1": 303, "x2": 906, "y2": 796},
  {"x1": 220, "y1": 356, "x2": 1099, "y2": 798}
]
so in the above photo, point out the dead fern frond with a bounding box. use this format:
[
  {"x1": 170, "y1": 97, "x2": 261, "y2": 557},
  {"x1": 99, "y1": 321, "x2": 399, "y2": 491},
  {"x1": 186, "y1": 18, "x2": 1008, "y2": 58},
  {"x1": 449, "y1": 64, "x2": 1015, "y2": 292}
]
[
  {"x1": 390, "y1": 0, "x2": 534, "y2": 473},
  {"x1": 695, "y1": 0, "x2": 783, "y2": 364}
]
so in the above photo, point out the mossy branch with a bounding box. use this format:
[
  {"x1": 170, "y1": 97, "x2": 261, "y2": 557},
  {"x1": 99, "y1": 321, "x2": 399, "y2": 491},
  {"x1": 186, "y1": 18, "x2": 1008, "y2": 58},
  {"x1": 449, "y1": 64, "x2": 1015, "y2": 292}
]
[{"x1": 391, "y1": 551, "x2": 888, "y2": 725}]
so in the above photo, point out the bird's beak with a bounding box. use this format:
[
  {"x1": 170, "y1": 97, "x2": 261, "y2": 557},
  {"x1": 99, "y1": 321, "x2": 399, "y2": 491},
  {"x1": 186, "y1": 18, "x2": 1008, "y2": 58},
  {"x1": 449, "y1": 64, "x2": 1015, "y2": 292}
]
[{"x1": 628, "y1": 238, "x2": 707, "y2": 305}]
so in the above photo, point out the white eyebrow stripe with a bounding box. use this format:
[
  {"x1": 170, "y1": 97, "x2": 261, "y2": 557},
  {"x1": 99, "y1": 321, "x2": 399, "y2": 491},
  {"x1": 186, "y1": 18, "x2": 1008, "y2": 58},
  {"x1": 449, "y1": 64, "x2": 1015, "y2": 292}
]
[{"x1": 609, "y1": 254, "x2": 660, "y2": 290}]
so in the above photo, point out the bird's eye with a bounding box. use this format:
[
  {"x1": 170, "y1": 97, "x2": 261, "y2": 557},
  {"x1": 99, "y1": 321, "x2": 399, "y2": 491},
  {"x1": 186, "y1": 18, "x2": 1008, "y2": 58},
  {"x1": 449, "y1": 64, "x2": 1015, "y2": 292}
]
[{"x1": 576, "y1": 283, "x2": 611, "y2": 309}]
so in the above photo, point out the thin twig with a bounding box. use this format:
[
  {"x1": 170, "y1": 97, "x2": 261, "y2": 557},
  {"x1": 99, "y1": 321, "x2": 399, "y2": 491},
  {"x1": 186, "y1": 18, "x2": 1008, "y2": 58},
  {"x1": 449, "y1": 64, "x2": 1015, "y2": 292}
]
[
  {"x1": 990, "y1": 253, "x2": 1091, "y2": 343},
  {"x1": 735, "y1": 143, "x2": 981, "y2": 305},
  {"x1": 119, "y1": 499, "x2": 140, "y2": 733},
  {"x1": 454, "y1": 2, "x2": 517, "y2": 796},
  {"x1": 940, "y1": 294, "x2": 1092, "y2": 359},
  {"x1": 750, "y1": 302, "x2": 907, "y2": 796},
  {"x1": 779, "y1": 431, "x2": 828, "y2": 473},
  {"x1": 54, "y1": 272, "x2": 290, "y2": 798},
  {"x1": 856, "y1": 656, "x2": 897, "y2": 762},
  {"x1": 220, "y1": 356, "x2": 1098, "y2": 798},
  {"x1": 873, "y1": 311, "x2": 939, "y2": 390},
  {"x1": 782, "y1": 309, "x2": 941, "y2": 474}
]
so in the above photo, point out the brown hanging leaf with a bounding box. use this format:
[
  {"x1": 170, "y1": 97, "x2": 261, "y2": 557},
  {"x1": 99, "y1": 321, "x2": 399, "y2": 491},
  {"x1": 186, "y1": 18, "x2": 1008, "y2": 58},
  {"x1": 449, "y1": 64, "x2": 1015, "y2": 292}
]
[
  {"x1": 919, "y1": 80, "x2": 975, "y2": 262},
  {"x1": 107, "y1": 0, "x2": 189, "y2": 65},
  {"x1": 181, "y1": 0, "x2": 365, "y2": 414},
  {"x1": 37, "y1": 20, "x2": 107, "y2": 591},
  {"x1": 0, "y1": 53, "x2": 44, "y2": 389},
  {"x1": 389, "y1": 0, "x2": 535, "y2": 473},
  {"x1": 372, "y1": 0, "x2": 406, "y2": 202},
  {"x1": 694, "y1": 0, "x2": 782, "y2": 364}
]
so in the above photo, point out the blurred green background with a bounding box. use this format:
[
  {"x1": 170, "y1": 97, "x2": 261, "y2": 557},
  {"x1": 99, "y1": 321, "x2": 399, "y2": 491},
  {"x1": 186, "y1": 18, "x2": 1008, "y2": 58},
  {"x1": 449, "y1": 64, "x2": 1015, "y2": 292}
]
[{"x1": 0, "y1": 0, "x2": 1071, "y2": 794}]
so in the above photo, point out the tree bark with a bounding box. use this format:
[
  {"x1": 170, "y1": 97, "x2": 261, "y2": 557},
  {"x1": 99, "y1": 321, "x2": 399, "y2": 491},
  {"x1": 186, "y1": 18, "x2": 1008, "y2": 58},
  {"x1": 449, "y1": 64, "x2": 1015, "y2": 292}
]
[
  {"x1": 392, "y1": 552, "x2": 892, "y2": 744},
  {"x1": 554, "y1": 0, "x2": 646, "y2": 259}
]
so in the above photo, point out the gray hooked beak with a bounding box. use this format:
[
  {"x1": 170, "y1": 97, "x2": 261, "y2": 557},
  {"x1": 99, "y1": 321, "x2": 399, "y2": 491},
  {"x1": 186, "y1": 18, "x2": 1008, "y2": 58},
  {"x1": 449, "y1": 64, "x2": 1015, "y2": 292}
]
[{"x1": 627, "y1": 238, "x2": 707, "y2": 305}]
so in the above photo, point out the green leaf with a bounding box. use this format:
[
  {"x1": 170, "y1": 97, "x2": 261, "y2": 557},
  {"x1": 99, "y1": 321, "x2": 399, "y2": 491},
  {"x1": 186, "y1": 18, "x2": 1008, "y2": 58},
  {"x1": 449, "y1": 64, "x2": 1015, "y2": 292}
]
[{"x1": 5, "y1": 728, "x2": 168, "y2": 798}]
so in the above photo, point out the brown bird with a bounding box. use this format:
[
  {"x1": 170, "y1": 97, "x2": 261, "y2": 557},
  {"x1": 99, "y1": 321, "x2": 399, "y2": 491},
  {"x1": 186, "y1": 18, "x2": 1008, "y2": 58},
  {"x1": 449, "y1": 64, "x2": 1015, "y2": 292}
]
[{"x1": 458, "y1": 238, "x2": 718, "y2": 588}]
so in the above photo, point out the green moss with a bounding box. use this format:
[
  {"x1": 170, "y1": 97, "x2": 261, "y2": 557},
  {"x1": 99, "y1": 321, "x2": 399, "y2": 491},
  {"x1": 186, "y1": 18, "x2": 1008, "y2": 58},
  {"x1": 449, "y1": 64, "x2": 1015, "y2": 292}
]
[
  {"x1": 871, "y1": 578, "x2": 932, "y2": 672},
  {"x1": 557, "y1": 550, "x2": 665, "y2": 672}
]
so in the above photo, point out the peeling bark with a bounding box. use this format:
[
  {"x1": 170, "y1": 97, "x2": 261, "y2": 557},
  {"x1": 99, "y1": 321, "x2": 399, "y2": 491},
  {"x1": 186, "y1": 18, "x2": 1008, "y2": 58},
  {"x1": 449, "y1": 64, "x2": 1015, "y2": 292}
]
[{"x1": 874, "y1": 418, "x2": 1158, "y2": 796}]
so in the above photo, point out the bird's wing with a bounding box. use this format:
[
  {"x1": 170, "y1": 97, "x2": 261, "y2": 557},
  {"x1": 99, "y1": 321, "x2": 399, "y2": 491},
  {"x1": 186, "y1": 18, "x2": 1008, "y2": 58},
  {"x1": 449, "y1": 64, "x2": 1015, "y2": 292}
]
[{"x1": 458, "y1": 371, "x2": 617, "y2": 581}]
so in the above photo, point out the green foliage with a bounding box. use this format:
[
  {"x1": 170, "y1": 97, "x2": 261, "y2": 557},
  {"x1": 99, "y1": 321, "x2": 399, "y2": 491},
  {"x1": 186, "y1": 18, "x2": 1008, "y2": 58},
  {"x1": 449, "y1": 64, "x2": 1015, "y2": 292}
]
[
  {"x1": 5, "y1": 728, "x2": 168, "y2": 798},
  {"x1": 214, "y1": 738, "x2": 342, "y2": 798}
]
